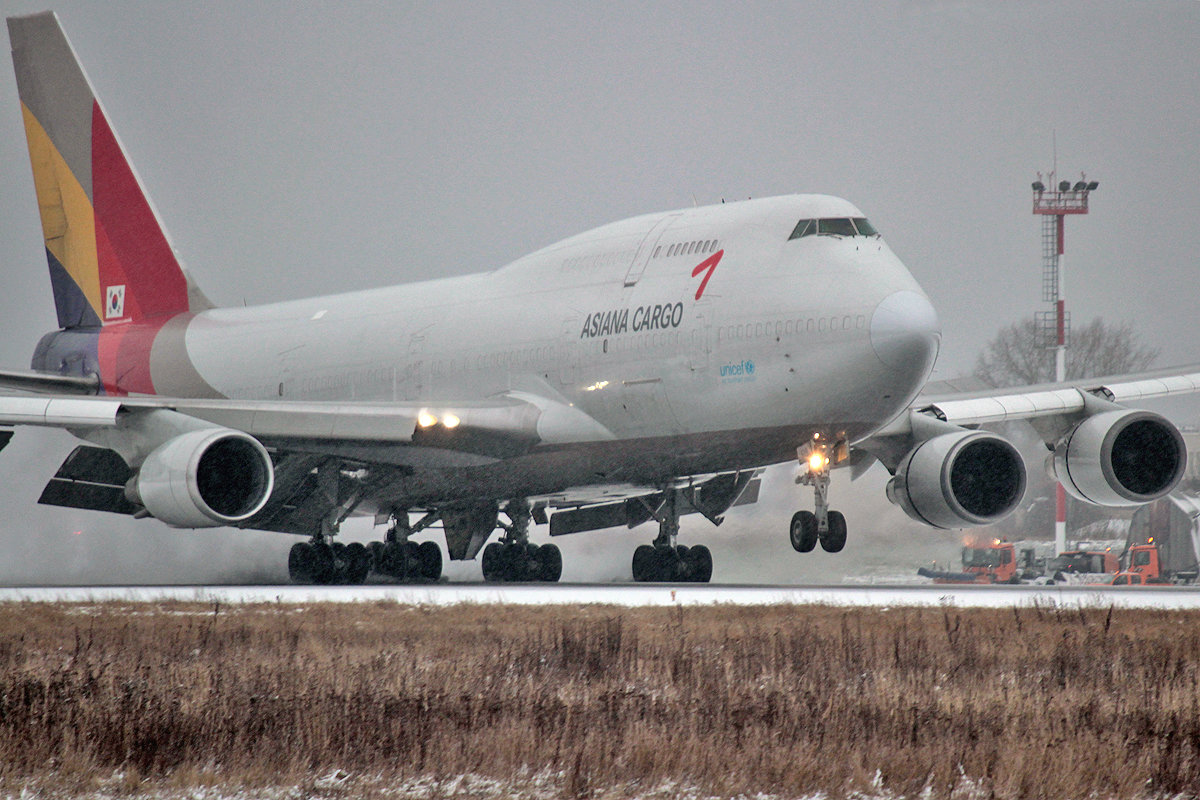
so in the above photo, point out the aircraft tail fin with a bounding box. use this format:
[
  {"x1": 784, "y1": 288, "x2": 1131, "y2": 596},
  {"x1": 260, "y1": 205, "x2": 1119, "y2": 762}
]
[{"x1": 7, "y1": 11, "x2": 212, "y2": 330}]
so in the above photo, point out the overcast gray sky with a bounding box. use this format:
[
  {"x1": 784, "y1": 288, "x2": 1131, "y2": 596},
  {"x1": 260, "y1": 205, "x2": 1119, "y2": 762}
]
[{"x1": 0, "y1": 1, "x2": 1197, "y2": 584}]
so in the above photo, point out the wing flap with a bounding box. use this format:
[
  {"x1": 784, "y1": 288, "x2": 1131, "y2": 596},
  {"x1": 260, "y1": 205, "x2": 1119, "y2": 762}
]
[{"x1": 37, "y1": 445, "x2": 138, "y2": 515}]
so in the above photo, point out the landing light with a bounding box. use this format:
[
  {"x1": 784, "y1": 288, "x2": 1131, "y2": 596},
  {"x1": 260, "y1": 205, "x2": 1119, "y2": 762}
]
[
  {"x1": 808, "y1": 452, "x2": 827, "y2": 471},
  {"x1": 417, "y1": 410, "x2": 438, "y2": 428},
  {"x1": 442, "y1": 413, "x2": 461, "y2": 429}
]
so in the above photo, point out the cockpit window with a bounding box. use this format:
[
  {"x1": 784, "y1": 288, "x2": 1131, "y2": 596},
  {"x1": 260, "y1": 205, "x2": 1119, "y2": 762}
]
[
  {"x1": 790, "y1": 217, "x2": 881, "y2": 240},
  {"x1": 789, "y1": 219, "x2": 815, "y2": 240},
  {"x1": 817, "y1": 218, "x2": 857, "y2": 237},
  {"x1": 852, "y1": 218, "x2": 878, "y2": 236}
]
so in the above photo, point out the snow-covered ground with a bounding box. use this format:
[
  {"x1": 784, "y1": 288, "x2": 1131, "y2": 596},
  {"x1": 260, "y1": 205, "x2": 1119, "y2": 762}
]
[{"x1": 4, "y1": 581, "x2": 1200, "y2": 609}]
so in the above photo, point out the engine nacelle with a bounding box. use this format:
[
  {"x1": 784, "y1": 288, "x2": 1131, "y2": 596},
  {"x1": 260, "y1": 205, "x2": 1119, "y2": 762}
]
[
  {"x1": 1049, "y1": 409, "x2": 1186, "y2": 507},
  {"x1": 129, "y1": 429, "x2": 274, "y2": 528},
  {"x1": 886, "y1": 430, "x2": 1026, "y2": 529}
]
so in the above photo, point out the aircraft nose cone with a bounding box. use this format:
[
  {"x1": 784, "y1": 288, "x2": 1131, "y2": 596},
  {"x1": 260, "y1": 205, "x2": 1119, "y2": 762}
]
[{"x1": 870, "y1": 290, "x2": 941, "y2": 371}]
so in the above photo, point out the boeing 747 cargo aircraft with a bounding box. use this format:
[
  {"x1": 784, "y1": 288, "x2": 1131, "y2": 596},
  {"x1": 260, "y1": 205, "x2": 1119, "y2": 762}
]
[{"x1": 3, "y1": 12, "x2": 1197, "y2": 584}]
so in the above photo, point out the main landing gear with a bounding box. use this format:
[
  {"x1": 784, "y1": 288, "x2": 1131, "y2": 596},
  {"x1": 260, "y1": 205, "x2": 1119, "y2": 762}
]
[
  {"x1": 482, "y1": 499, "x2": 562, "y2": 583},
  {"x1": 790, "y1": 436, "x2": 848, "y2": 555},
  {"x1": 288, "y1": 537, "x2": 372, "y2": 585},
  {"x1": 369, "y1": 510, "x2": 443, "y2": 582},
  {"x1": 286, "y1": 508, "x2": 443, "y2": 585},
  {"x1": 631, "y1": 489, "x2": 713, "y2": 583}
]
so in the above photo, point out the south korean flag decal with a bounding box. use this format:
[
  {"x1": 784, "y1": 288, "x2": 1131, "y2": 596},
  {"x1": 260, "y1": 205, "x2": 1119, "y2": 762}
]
[{"x1": 105, "y1": 285, "x2": 126, "y2": 320}]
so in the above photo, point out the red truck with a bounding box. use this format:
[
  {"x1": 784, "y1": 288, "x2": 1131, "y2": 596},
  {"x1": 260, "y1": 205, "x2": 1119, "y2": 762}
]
[{"x1": 918, "y1": 539, "x2": 1019, "y2": 584}]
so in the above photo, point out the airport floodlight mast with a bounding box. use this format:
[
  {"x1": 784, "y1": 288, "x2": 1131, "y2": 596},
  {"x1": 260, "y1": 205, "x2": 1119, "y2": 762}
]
[{"x1": 1031, "y1": 171, "x2": 1098, "y2": 555}]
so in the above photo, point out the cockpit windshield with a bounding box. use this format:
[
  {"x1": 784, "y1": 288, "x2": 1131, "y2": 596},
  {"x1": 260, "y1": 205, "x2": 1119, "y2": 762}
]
[{"x1": 789, "y1": 217, "x2": 880, "y2": 240}]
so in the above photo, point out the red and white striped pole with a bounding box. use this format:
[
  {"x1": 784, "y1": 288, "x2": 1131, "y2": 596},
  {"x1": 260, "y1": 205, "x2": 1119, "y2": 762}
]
[
  {"x1": 1054, "y1": 213, "x2": 1067, "y2": 556},
  {"x1": 1033, "y1": 174, "x2": 1094, "y2": 555}
]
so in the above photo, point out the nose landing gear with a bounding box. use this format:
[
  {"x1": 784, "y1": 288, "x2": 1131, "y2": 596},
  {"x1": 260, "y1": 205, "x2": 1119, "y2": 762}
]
[{"x1": 790, "y1": 436, "x2": 848, "y2": 554}]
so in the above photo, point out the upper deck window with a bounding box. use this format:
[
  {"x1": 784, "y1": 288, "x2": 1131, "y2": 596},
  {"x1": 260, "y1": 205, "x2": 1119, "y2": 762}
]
[{"x1": 789, "y1": 217, "x2": 881, "y2": 240}]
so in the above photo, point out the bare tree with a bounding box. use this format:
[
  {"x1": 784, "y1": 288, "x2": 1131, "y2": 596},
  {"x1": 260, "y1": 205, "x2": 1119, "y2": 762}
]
[{"x1": 974, "y1": 316, "x2": 1159, "y2": 388}]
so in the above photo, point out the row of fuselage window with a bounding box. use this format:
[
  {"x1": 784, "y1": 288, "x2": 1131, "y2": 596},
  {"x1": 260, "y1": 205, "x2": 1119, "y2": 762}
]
[
  {"x1": 654, "y1": 238, "x2": 720, "y2": 260},
  {"x1": 717, "y1": 314, "x2": 867, "y2": 343}
]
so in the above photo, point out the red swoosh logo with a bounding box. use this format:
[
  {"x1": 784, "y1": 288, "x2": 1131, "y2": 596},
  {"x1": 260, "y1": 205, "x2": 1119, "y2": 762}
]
[{"x1": 691, "y1": 250, "x2": 723, "y2": 300}]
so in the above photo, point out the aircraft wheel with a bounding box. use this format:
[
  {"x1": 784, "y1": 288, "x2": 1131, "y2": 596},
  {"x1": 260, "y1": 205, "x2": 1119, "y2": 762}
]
[
  {"x1": 402, "y1": 541, "x2": 421, "y2": 578},
  {"x1": 819, "y1": 511, "x2": 847, "y2": 553},
  {"x1": 380, "y1": 541, "x2": 406, "y2": 577},
  {"x1": 632, "y1": 544, "x2": 656, "y2": 582},
  {"x1": 343, "y1": 542, "x2": 371, "y2": 584},
  {"x1": 688, "y1": 545, "x2": 713, "y2": 583},
  {"x1": 288, "y1": 542, "x2": 315, "y2": 583},
  {"x1": 519, "y1": 542, "x2": 540, "y2": 581},
  {"x1": 482, "y1": 542, "x2": 505, "y2": 582},
  {"x1": 418, "y1": 540, "x2": 443, "y2": 581},
  {"x1": 537, "y1": 543, "x2": 563, "y2": 582},
  {"x1": 790, "y1": 511, "x2": 818, "y2": 553},
  {"x1": 329, "y1": 542, "x2": 349, "y2": 582},
  {"x1": 658, "y1": 546, "x2": 681, "y2": 582},
  {"x1": 367, "y1": 541, "x2": 385, "y2": 573},
  {"x1": 308, "y1": 542, "x2": 336, "y2": 585}
]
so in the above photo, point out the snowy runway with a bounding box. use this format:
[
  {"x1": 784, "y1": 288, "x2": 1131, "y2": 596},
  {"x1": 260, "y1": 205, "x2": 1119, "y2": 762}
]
[{"x1": 4, "y1": 582, "x2": 1200, "y2": 608}]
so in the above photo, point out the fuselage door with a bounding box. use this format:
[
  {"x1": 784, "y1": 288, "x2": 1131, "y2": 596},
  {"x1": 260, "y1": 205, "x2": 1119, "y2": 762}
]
[
  {"x1": 400, "y1": 331, "x2": 428, "y2": 400},
  {"x1": 558, "y1": 317, "x2": 580, "y2": 386},
  {"x1": 623, "y1": 214, "x2": 680, "y2": 288},
  {"x1": 689, "y1": 301, "x2": 715, "y2": 374}
]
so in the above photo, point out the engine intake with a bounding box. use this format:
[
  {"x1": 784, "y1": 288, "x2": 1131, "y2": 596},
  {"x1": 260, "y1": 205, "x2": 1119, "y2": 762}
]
[
  {"x1": 1050, "y1": 409, "x2": 1186, "y2": 507},
  {"x1": 129, "y1": 429, "x2": 274, "y2": 528},
  {"x1": 887, "y1": 430, "x2": 1026, "y2": 529}
]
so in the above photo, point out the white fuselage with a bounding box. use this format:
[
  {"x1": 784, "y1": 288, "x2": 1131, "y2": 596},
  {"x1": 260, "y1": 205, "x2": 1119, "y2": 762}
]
[{"x1": 168, "y1": 194, "x2": 939, "y2": 503}]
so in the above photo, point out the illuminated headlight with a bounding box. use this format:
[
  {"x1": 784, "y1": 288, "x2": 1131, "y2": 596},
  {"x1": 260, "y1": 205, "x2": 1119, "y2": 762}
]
[
  {"x1": 417, "y1": 410, "x2": 438, "y2": 428},
  {"x1": 442, "y1": 413, "x2": 461, "y2": 429}
]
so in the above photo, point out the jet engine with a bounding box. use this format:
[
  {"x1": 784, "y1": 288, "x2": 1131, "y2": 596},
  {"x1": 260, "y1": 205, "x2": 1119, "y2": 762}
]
[
  {"x1": 1049, "y1": 409, "x2": 1186, "y2": 507},
  {"x1": 128, "y1": 428, "x2": 274, "y2": 528},
  {"x1": 886, "y1": 430, "x2": 1026, "y2": 529}
]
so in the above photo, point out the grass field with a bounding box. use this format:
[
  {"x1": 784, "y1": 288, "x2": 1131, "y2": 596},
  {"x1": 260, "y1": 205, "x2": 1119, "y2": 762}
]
[{"x1": 1, "y1": 600, "x2": 1198, "y2": 799}]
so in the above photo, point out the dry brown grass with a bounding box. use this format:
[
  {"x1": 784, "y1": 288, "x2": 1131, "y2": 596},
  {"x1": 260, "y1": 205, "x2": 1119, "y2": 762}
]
[{"x1": 1, "y1": 600, "x2": 1199, "y2": 799}]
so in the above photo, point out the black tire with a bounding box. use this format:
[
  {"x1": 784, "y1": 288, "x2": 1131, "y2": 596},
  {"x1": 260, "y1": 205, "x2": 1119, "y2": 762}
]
[
  {"x1": 344, "y1": 542, "x2": 371, "y2": 584},
  {"x1": 537, "y1": 543, "x2": 563, "y2": 582},
  {"x1": 402, "y1": 541, "x2": 421, "y2": 578},
  {"x1": 790, "y1": 511, "x2": 818, "y2": 553},
  {"x1": 288, "y1": 542, "x2": 314, "y2": 583},
  {"x1": 688, "y1": 544, "x2": 713, "y2": 583},
  {"x1": 656, "y1": 546, "x2": 679, "y2": 582},
  {"x1": 330, "y1": 542, "x2": 349, "y2": 583},
  {"x1": 632, "y1": 544, "x2": 656, "y2": 582},
  {"x1": 518, "y1": 542, "x2": 540, "y2": 582},
  {"x1": 380, "y1": 541, "x2": 406, "y2": 577},
  {"x1": 820, "y1": 510, "x2": 847, "y2": 553},
  {"x1": 308, "y1": 542, "x2": 336, "y2": 585},
  {"x1": 367, "y1": 541, "x2": 385, "y2": 574},
  {"x1": 417, "y1": 540, "x2": 443, "y2": 581},
  {"x1": 482, "y1": 542, "x2": 504, "y2": 582}
]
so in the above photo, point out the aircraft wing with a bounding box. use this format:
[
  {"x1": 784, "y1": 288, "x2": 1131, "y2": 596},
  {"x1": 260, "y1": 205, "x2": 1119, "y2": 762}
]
[
  {"x1": 0, "y1": 388, "x2": 620, "y2": 537},
  {"x1": 871, "y1": 363, "x2": 1200, "y2": 442},
  {"x1": 0, "y1": 389, "x2": 615, "y2": 456}
]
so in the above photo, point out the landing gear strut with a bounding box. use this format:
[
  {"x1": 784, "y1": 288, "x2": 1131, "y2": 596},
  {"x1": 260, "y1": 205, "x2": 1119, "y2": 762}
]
[
  {"x1": 481, "y1": 499, "x2": 562, "y2": 583},
  {"x1": 631, "y1": 488, "x2": 713, "y2": 583},
  {"x1": 791, "y1": 436, "x2": 848, "y2": 554}
]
